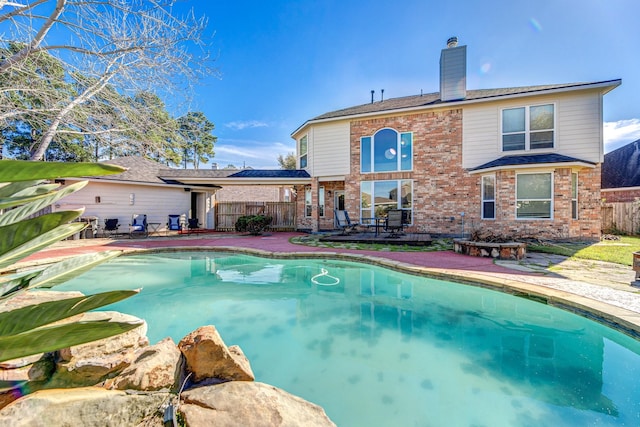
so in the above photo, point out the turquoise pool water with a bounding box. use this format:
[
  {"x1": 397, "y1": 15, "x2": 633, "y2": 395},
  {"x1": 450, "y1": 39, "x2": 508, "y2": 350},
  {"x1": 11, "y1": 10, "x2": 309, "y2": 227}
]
[{"x1": 57, "y1": 252, "x2": 640, "y2": 426}]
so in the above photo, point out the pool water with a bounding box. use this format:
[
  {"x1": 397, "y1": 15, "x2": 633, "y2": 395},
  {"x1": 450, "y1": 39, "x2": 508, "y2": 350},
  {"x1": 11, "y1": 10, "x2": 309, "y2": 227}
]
[{"x1": 57, "y1": 252, "x2": 640, "y2": 426}]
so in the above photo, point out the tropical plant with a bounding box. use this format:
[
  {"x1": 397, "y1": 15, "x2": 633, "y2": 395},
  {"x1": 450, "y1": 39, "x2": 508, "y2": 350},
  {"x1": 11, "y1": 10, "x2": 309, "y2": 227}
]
[{"x1": 0, "y1": 160, "x2": 141, "y2": 363}]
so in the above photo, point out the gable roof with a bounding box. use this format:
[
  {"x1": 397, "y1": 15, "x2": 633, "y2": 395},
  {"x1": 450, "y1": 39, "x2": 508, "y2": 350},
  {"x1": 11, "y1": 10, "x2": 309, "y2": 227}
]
[
  {"x1": 602, "y1": 139, "x2": 640, "y2": 188},
  {"x1": 92, "y1": 156, "x2": 219, "y2": 188},
  {"x1": 293, "y1": 79, "x2": 620, "y2": 136},
  {"x1": 469, "y1": 153, "x2": 596, "y2": 174},
  {"x1": 97, "y1": 156, "x2": 168, "y2": 184}
]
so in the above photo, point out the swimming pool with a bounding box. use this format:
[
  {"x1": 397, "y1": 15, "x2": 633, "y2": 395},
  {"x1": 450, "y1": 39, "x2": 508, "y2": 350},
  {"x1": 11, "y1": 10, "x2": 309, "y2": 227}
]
[{"x1": 57, "y1": 251, "x2": 640, "y2": 426}]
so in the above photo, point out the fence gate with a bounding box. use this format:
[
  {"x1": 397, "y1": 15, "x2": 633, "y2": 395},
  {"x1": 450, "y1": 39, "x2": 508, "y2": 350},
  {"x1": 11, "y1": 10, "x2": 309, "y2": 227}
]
[{"x1": 215, "y1": 201, "x2": 296, "y2": 231}]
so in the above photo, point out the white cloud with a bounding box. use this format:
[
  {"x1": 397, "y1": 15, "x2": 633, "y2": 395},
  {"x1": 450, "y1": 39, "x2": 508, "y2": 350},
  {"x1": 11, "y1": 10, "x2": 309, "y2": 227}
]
[
  {"x1": 211, "y1": 139, "x2": 295, "y2": 169},
  {"x1": 604, "y1": 119, "x2": 640, "y2": 153},
  {"x1": 224, "y1": 120, "x2": 269, "y2": 130}
]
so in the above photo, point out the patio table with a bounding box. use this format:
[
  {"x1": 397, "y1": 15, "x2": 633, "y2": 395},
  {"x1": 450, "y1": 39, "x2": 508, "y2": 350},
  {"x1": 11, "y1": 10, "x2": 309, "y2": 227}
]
[
  {"x1": 148, "y1": 222, "x2": 161, "y2": 236},
  {"x1": 362, "y1": 217, "x2": 386, "y2": 237}
]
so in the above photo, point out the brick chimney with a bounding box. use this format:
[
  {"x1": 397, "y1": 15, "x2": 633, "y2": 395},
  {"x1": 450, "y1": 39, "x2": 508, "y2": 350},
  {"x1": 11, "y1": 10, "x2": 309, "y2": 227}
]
[{"x1": 439, "y1": 36, "x2": 467, "y2": 101}]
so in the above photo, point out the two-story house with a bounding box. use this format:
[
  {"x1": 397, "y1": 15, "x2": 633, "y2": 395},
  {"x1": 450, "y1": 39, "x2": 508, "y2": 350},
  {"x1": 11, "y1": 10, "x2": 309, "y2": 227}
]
[{"x1": 291, "y1": 38, "x2": 620, "y2": 240}]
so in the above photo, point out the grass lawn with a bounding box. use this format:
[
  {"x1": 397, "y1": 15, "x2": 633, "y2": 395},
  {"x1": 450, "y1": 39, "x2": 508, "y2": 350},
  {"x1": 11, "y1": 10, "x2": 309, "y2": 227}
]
[
  {"x1": 526, "y1": 235, "x2": 640, "y2": 266},
  {"x1": 292, "y1": 234, "x2": 640, "y2": 266}
]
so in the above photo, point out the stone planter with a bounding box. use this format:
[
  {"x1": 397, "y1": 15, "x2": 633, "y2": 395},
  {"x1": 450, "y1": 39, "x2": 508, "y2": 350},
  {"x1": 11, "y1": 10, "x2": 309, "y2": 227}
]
[
  {"x1": 453, "y1": 239, "x2": 526, "y2": 260},
  {"x1": 633, "y1": 252, "x2": 640, "y2": 281}
]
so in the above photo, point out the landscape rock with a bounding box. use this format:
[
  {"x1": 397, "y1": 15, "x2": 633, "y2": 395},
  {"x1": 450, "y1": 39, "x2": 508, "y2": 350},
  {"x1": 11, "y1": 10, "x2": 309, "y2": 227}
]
[
  {"x1": 0, "y1": 353, "x2": 47, "y2": 369},
  {"x1": 0, "y1": 387, "x2": 170, "y2": 427},
  {"x1": 178, "y1": 325, "x2": 254, "y2": 382},
  {"x1": 0, "y1": 290, "x2": 85, "y2": 312},
  {"x1": 180, "y1": 381, "x2": 336, "y2": 427},
  {"x1": 49, "y1": 311, "x2": 148, "y2": 387},
  {"x1": 0, "y1": 354, "x2": 54, "y2": 382},
  {"x1": 107, "y1": 337, "x2": 181, "y2": 391}
]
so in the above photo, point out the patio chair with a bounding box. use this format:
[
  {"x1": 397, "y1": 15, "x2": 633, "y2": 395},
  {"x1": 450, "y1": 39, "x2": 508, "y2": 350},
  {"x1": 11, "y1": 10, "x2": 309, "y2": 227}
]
[
  {"x1": 187, "y1": 218, "x2": 201, "y2": 234},
  {"x1": 334, "y1": 209, "x2": 359, "y2": 235},
  {"x1": 385, "y1": 209, "x2": 404, "y2": 238},
  {"x1": 103, "y1": 218, "x2": 120, "y2": 238},
  {"x1": 130, "y1": 214, "x2": 148, "y2": 238},
  {"x1": 167, "y1": 214, "x2": 182, "y2": 235}
]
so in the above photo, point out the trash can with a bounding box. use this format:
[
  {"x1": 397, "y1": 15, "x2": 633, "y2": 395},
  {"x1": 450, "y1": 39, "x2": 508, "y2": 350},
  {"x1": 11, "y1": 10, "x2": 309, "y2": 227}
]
[{"x1": 79, "y1": 216, "x2": 99, "y2": 239}]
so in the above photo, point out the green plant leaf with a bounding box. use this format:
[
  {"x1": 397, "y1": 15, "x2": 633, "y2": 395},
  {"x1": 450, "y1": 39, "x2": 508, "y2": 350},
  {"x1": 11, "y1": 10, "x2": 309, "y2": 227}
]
[
  {"x1": 0, "y1": 320, "x2": 143, "y2": 363},
  {"x1": 0, "y1": 181, "x2": 88, "y2": 224},
  {"x1": 0, "y1": 160, "x2": 125, "y2": 182},
  {"x1": 0, "y1": 210, "x2": 84, "y2": 257},
  {"x1": 0, "y1": 271, "x2": 42, "y2": 298},
  {"x1": 0, "y1": 181, "x2": 46, "y2": 198},
  {"x1": 27, "y1": 251, "x2": 123, "y2": 290},
  {"x1": 0, "y1": 222, "x2": 86, "y2": 271},
  {"x1": 0, "y1": 289, "x2": 139, "y2": 337}
]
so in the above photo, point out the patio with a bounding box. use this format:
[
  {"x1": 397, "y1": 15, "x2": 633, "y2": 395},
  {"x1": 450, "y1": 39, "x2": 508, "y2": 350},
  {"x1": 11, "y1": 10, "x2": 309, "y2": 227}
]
[{"x1": 319, "y1": 231, "x2": 433, "y2": 246}]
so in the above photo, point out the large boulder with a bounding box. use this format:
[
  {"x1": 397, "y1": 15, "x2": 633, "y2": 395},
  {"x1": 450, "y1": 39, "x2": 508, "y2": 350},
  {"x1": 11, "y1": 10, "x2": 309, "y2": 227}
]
[
  {"x1": 48, "y1": 311, "x2": 148, "y2": 387},
  {"x1": 180, "y1": 381, "x2": 336, "y2": 427},
  {"x1": 0, "y1": 387, "x2": 170, "y2": 427},
  {"x1": 178, "y1": 325, "x2": 254, "y2": 382},
  {"x1": 107, "y1": 337, "x2": 182, "y2": 391}
]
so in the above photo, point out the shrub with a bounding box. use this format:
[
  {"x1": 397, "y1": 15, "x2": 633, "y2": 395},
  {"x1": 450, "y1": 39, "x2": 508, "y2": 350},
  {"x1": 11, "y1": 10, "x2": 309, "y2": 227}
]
[{"x1": 235, "y1": 215, "x2": 272, "y2": 235}]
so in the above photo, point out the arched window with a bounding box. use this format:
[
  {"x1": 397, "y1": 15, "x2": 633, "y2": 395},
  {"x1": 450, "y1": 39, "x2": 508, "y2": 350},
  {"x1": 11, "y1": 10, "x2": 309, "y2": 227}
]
[{"x1": 361, "y1": 128, "x2": 412, "y2": 173}]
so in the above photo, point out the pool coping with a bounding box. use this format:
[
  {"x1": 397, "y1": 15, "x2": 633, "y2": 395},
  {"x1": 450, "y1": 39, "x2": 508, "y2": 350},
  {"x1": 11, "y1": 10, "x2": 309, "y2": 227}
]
[{"x1": 28, "y1": 244, "x2": 638, "y2": 341}]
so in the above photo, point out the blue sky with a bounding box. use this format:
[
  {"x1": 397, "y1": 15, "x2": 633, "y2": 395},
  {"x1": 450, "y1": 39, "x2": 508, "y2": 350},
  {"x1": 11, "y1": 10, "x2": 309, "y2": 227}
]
[{"x1": 177, "y1": 0, "x2": 640, "y2": 169}]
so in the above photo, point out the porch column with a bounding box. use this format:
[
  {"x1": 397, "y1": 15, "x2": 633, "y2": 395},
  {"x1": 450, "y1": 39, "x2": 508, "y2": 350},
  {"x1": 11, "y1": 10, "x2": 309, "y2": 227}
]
[{"x1": 311, "y1": 177, "x2": 320, "y2": 232}]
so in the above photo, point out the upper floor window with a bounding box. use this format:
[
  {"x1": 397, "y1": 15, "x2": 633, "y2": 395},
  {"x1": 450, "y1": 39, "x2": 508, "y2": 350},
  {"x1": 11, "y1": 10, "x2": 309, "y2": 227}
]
[
  {"x1": 299, "y1": 135, "x2": 308, "y2": 168},
  {"x1": 502, "y1": 104, "x2": 554, "y2": 152},
  {"x1": 361, "y1": 129, "x2": 412, "y2": 173}
]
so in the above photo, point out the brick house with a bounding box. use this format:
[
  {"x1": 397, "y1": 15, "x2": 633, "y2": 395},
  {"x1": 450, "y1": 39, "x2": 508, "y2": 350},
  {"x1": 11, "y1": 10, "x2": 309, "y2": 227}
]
[{"x1": 291, "y1": 38, "x2": 620, "y2": 240}]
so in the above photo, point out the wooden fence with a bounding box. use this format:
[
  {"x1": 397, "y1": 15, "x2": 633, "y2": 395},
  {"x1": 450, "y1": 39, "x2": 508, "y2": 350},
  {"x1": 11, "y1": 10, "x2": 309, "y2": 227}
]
[
  {"x1": 215, "y1": 201, "x2": 297, "y2": 231},
  {"x1": 602, "y1": 202, "x2": 640, "y2": 235}
]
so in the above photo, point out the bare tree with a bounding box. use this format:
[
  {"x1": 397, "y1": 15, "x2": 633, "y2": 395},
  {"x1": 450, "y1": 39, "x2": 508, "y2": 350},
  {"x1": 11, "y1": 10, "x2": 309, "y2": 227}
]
[{"x1": 0, "y1": 0, "x2": 216, "y2": 160}]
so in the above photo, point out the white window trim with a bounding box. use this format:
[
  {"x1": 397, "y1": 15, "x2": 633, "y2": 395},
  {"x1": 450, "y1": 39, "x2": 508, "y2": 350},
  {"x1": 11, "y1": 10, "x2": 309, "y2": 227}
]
[
  {"x1": 299, "y1": 134, "x2": 308, "y2": 169},
  {"x1": 515, "y1": 171, "x2": 554, "y2": 220},
  {"x1": 360, "y1": 179, "x2": 413, "y2": 224},
  {"x1": 501, "y1": 103, "x2": 556, "y2": 153},
  {"x1": 361, "y1": 128, "x2": 413, "y2": 173},
  {"x1": 481, "y1": 174, "x2": 496, "y2": 220},
  {"x1": 304, "y1": 186, "x2": 312, "y2": 217},
  {"x1": 571, "y1": 172, "x2": 578, "y2": 220},
  {"x1": 319, "y1": 186, "x2": 325, "y2": 217}
]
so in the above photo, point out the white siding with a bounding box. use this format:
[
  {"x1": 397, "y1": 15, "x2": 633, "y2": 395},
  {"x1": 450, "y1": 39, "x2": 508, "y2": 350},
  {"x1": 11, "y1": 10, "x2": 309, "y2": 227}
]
[
  {"x1": 308, "y1": 121, "x2": 350, "y2": 177},
  {"x1": 463, "y1": 90, "x2": 604, "y2": 169},
  {"x1": 54, "y1": 181, "x2": 213, "y2": 232}
]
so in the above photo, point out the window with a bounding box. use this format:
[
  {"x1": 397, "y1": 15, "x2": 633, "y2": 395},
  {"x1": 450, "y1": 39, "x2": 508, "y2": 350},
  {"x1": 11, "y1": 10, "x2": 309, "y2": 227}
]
[
  {"x1": 481, "y1": 175, "x2": 495, "y2": 219},
  {"x1": 305, "y1": 187, "x2": 312, "y2": 217},
  {"x1": 299, "y1": 135, "x2": 308, "y2": 168},
  {"x1": 360, "y1": 180, "x2": 413, "y2": 223},
  {"x1": 571, "y1": 173, "x2": 578, "y2": 220},
  {"x1": 361, "y1": 129, "x2": 412, "y2": 173},
  {"x1": 319, "y1": 187, "x2": 325, "y2": 217},
  {"x1": 502, "y1": 104, "x2": 554, "y2": 151},
  {"x1": 516, "y1": 173, "x2": 552, "y2": 219}
]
